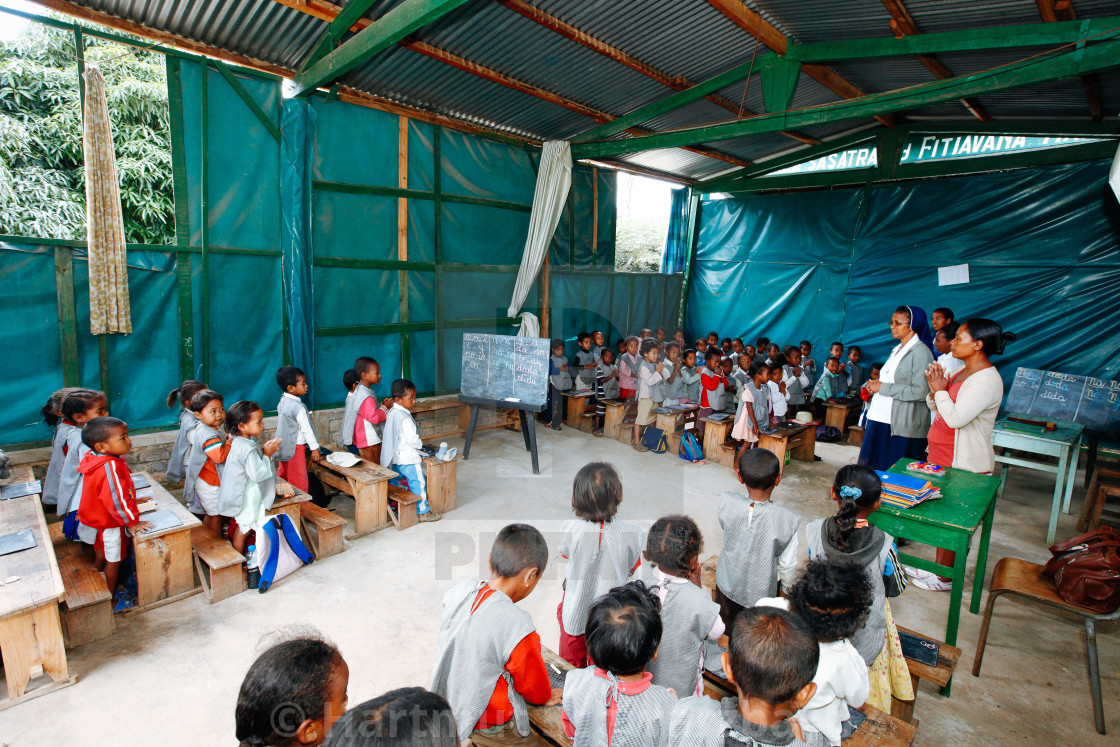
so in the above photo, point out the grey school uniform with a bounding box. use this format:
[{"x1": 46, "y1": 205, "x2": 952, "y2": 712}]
[
  {"x1": 598, "y1": 362, "x2": 621, "y2": 401},
  {"x1": 806, "y1": 518, "x2": 893, "y2": 665},
  {"x1": 575, "y1": 349, "x2": 598, "y2": 389},
  {"x1": 716, "y1": 494, "x2": 801, "y2": 607},
  {"x1": 668, "y1": 696, "x2": 811, "y2": 747},
  {"x1": 645, "y1": 570, "x2": 722, "y2": 698},
  {"x1": 55, "y1": 426, "x2": 87, "y2": 516},
  {"x1": 550, "y1": 354, "x2": 573, "y2": 390},
  {"x1": 340, "y1": 384, "x2": 371, "y2": 447},
  {"x1": 216, "y1": 436, "x2": 276, "y2": 518},
  {"x1": 562, "y1": 666, "x2": 676, "y2": 747},
  {"x1": 43, "y1": 421, "x2": 78, "y2": 507},
  {"x1": 783, "y1": 365, "x2": 809, "y2": 406},
  {"x1": 275, "y1": 394, "x2": 307, "y2": 463},
  {"x1": 736, "y1": 380, "x2": 770, "y2": 431},
  {"x1": 560, "y1": 519, "x2": 644, "y2": 636},
  {"x1": 166, "y1": 408, "x2": 196, "y2": 482},
  {"x1": 183, "y1": 423, "x2": 222, "y2": 513},
  {"x1": 663, "y1": 360, "x2": 686, "y2": 404},
  {"x1": 431, "y1": 580, "x2": 537, "y2": 742}
]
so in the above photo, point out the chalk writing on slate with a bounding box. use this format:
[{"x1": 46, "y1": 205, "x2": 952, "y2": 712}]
[
  {"x1": 460, "y1": 333, "x2": 549, "y2": 406},
  {"x1": 1005, "y1": 367, "x2": 1120, "y2": 438}
]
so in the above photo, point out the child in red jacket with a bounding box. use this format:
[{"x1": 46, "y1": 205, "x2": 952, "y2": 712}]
[{"x1": 77, "y1": 417, "x2": 152, "y2": 609}]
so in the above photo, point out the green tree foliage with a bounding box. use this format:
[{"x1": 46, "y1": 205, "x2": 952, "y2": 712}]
[
  {"x1": 614, "y1": 217, "x2": 665, "y2": 272},
  {"x1": 0, "y1": 21, "x2": 173, "y2": 244}
]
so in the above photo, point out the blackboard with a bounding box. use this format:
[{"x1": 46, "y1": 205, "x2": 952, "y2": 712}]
[
  {"x1": 1005, "y1": 367, "x2": 1120, "y2": 438},
  {"x1": 460, "y1": 333, "x2": 550, "y2": 407}
]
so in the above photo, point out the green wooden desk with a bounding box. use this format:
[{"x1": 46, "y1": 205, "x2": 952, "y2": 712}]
[
  {"x1": 991, "y1": 414, "x2": 1084, "y2": 544},
  {"x1": 869, "y1": 459, "x2": 1001, "y2": 669}
]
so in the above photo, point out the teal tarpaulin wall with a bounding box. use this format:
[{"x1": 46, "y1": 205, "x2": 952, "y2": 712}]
[
  {"x1": 685, "y1": 159, "x2": 1120, "y2": 386},
  {"x1": 1, "y1": 50, "x2": 676, "y2": 447}
]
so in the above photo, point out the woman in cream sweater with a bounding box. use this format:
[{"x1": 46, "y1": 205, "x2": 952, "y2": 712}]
[{"x1": 910, "y1": 318, "x2": 1016, "y2": 590}]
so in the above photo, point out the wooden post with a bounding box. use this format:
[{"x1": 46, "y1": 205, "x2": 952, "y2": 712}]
[
  {"x1": 540, "y1": 252, "x2": 550, "y2": 337},
  {"x1": 398, "y1": 115, "x2": 411, "y2": 377}
]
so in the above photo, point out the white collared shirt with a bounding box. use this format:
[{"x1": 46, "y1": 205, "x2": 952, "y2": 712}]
[
  {"x1": 867, "y1": 334, "x2": 920, "y2": 424},
  {"x1": 282, "y1": 392, "x2": 319, "y2": 450}
]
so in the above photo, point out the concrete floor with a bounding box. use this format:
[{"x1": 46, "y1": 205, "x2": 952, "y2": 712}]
[{"x1": 3, "y1": 426, "x2": 1117, "y2": 745}]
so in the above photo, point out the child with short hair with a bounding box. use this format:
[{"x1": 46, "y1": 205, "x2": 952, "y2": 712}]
[
  {"x1": 548, "y1": 339, "x2": 572, "y2": 430},
  {"x1": 931, "y1": 307, "x2": 954, "y2": 332},
  {"x1": 632, "y1": 339, "x2": 665, "y2": 451},
  {"x1": 800, "y1": 340, "x2": 817, "y2": 386},
  {"x1": 275, "y1": 365, "x2": 321, "y2": 493},
  {"x1": 165, "y1": 379, "x2": 207, "y2": 483},
  {"x1": 562, "y1": 582, "x2": 676, "y2": 747},
  {"x1": 323, "y1": 688, "x2": 458, "y2": 747},
  {"x1": 641, "y1": 515, "x2": 724, "y2": 698},
  {"x1": 381, "y1": 379, "x2": 439, "y2": 522},
  {"x1": 76, "y1": 416, "x2": 154, "y2": 609},
  {"x1": 730, "y1": 362, "x2": 770, "y2": 454},
  {"x1": 731, "y1": 352, "x2": 751, "y2": 393},
  {"x1": 720, "y1": 356, "x2": 737, "y2": 399},
  {"x1": 558, "y1": 462, "x2": 644, "y2": 667},
  {"x1": 787, "y1": 558, "x2": 873, "y2": 747},
  {"x1": 768, "y1": 365, "x2": 790, "y2": 423},
  {"x1": 236, "y1": 632, "x2": 350, "y2": 747},
  {"x1": 858, "y1": 364, "x2": 882, "y2": 428},
  {"x1": 353, "y1": 357, "x2": 388, "y2": 463},
  {"x1": 695, "y1": 338, "x2": 709, "y2": 360},
  {"x1": 661, "y1": 342, "x2": 683, "y2": 406},
  {"x1": 218, "y1": 401, "x2": 282, "y2": 553},
  {"x1": 805, "y1": 465, "x2": 911, "y2": 712},
  {"x1": 720, "y1": 337, "x2": 733, "y2": 356},
  {"x1": 40, "y1": 386, "x2": 87, "y2": 510},
  {"x1": 618, "y1": 336, "x2": 641, "y2": 401},
  {"x1": 55, "y1": 389, "x2": 107, "y2": 538},
  {"x1": 668, "y1": 606, "x2": 820, "y2": 746},
  {"x1": 337, "y1": 367, "x2": 361, "y2": 455},
  {"x1": 575, "y1": 332, "x2": 597, "y2": 390},
  {"x1": 430, "y1": 524, "x2": 560, "y2": 746},
  {"x1": 680, "y1": 349, "x2": 700, "y2": 404},
  {"x1": 730, "y1": 338, "x2": 745, "y2": 364},
  {"x1": 766, "y1": 343, "x2": 782, "y2": 365},
  {"x1": 934, "y1": 328, "x2": 963, "y2": 376},
  {"x1": 782, "y1": 346, "x2": 811, "y2": 413},
  {"x1": 811, "y1": 358, "x2": 847, "y2": 402},
  {"x1": 829, "y1": 342, "x2": 846, "y2": 370},
  {"x1": 846, "y1": 346, "x2": 865, "y2": 391},
  {"x1": 183, "y1": 390, "x2": 230, "y2": 534},
  {"x1": 593, "y1": 348, "x2": 620, "y2": 436},
  {"x1": 697, "y1": 349, "x2": 730, "y2": 437},
  {"x1": 673, "y1": 328, "x2": 685, "y2": 347},
  {"x1": 706, "y1": 331, "x2": 719, "y2": 349},
  {"x1": 754, "y1": 337, "x2": 770, "y2": 363},
  {"x1": 716, "y1": 448, "x2": 800, "y2": 626},
  {"x1": 615, "y1": 338, "x2": 627, "y2": 358},
  {"x1": 592, "y1": 329, "x2": 606, "y2": 361}
]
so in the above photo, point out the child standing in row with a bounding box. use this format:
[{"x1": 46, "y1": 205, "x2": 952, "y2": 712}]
[
  {"x1": 338, "y1": 367, "x2": 361, "y2": 455},
  {"x1": 558, "y1": 462, "x2": 643, "y2": 667},
  {"x1": 218, "y1": 401, "x2": 281, "y2": 554},
  {"x1": 574, "y1": 332, "x2": 597, "y2": 390},
  {"x1": 847, "y1": 346, "x2": 866, "y2": 391},
  {"x1": 592, "y1": 348, "x2": 619, "y2": 436},
  {"x1": 632, "y1": 339, "x2": 664, "y2": 452},
  {"x1": 858, "y1": 364, "x2": 882, "y2": 427},
  {"x1": 697, "y1": 349, "x2": 729, "y2": 437},
  {"x1": 618, "y1": 336, "x2": 641, "y2": 401},
  {"x1": 40, "y1": 386, "x2": 88, "y2": 511},
  {"x1": 934, "y1": 327, "x2": 963, "y2": 376},
  {"x1": 56, "y1": 389, "x2": 108, "y2": 538},
  {"x1": 183, "y1": 390, "x2": 229, "y2": 534},
  {"x1": 381, "y1": 379, "x2": 439, "y2": 522},
  {"x1": 275, "y1": 366, "x2": 321, "y2": 492},
  {"x1": 641, "y1": 515, "x2": 723, "y2": 698},
  {"x1": 561, "y1": 582, "x2": 676, "y2": 747},
  {"x1": 77, "y1": 417, "x2": 154, "y2": 609},
  {"x1": 165, "y1": 380, "x2": 207, "y2": 483},
  {"x1": 679, "y1": 349, "x2": 700, "y2": 403},
  {"x1": 661, "y1": 342, "x2": 683, "y2": 407},
  {"x1": 769, "y1": 365, "x2": 790, "y2": 423},
  {"x1": 801, "y1": 340, "x2": 818, "y2": 387},
  {"x1": 716, "y1": 449, "x2": 800, "y2": 625},
  {"x1": 353, "y1": 357, "x2": 388, "y2": 463},
  {"x1": 548, "y1": 338, "x2": 572, "y2": 431},
  {"x1": 730, "y1": 362, "x2": 770, "y2": 454},
  {"x1": 430, "y1": 524, "x2": 560, "y2": 746}
]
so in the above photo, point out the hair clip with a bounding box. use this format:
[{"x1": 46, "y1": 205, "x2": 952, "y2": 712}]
[{"x1": 839, "y1": 485, "x2": 862, "y2": 500}]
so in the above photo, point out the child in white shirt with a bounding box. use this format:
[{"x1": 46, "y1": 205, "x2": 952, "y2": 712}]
[
  {"x1": 380, "y1": 378, "x2": 439, "y2": 522},
  {"x1": 768, "y1": 364, "x2": 790, "y2": 423}
]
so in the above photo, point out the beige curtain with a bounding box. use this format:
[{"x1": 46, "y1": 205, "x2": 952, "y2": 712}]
[{"x1": 83, "y1": 64, "x2": 132, "y2": 335}]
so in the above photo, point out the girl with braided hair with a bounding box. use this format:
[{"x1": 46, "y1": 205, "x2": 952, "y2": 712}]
[{"x1": 805, "y1": 465, "x2": 913, "y2": 714}]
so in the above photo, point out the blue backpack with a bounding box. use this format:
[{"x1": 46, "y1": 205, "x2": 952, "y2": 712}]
[
  {"x1": 256, "y1": 513, "x2": 314, "y2": 593},
  {"x1": 678, "y1": 430, "x2": 704, "y2": 462}
]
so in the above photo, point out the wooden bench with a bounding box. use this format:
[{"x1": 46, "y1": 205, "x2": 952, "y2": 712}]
[
  {"x1": 300, "y1": 503, "x2": 347, "y2": 559},
  {"x1": 758, "y1": 422, "x2": 816, "y2": 477},
  {"x1": 824, "y1": 399, "x2": 863, "y2": 436},
  {"x1": 411, "y1": 394, "x2": 519, "y2": 439},
  {"x1": 601, "y1": 399, "x2": 630, "y2": 440},
  {"x1": 893, "y1": 626, "x2": 960, "y2": 725},
  {"x1": 529, "y1": 644, "x2": 573, "y2": 746},
  {"x1": 701, "y1": 416, "x2": 736, "y2": 467},
  {"x1": 387, "y1": 483, "x2": 423, "y2": 530},
  {"x1": 191, "y1": 526, "x2": 246, "y2": 604},
  {"x1": 848, "y1": 424, "x2": 865, "y2": 447},
  {"x1": 55, "y1": 552, "x2": 113, "y2": 648},
  {"x1": 309, "y1": 458, "x2": 397, "y2": 539},
  {"x1": 423, "y1": 454, "x2": 459, "y2": 516},
  {"x1": 268, "y1": 479, "x2": 310, "y2": 535},
  {"x1": 563, "y1": 391, "x2": 595, "y2": 433}
]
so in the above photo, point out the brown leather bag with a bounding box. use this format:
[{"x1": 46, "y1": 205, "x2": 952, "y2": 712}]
[{"x1": 1042, "y1": 527, "x2": 1120, "y2": 614}]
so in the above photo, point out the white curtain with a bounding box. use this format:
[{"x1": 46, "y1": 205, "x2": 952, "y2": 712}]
[
  {"x1": 508, "y1": 141, "x2": 572, "y2": 337},
  {"x1": 1110, "y1": 140, "x2": 1120, "y2": 203},
  {"x1": 83, "y1": 65, "x2": 132, "y2": 334}
]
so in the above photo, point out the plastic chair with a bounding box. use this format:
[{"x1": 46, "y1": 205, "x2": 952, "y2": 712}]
[{"x1": 973, "y1": 557, "x2": 1120, "y2": 734}]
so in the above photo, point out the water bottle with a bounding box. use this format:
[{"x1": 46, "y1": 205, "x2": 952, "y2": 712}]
[{"x1": 246, "y1": 544, "x2": 260, "y2": 589}]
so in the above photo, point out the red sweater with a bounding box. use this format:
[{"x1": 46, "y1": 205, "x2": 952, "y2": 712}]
[
  {"x1": 472, "y1": 587, "x2": 552, "y2": 730},
  {"x1": 77, "y1": 453, "x2": 140, "y2": 530},
  {"x1": 700, "y1": 368, "x2": 729, "y2": 408}
]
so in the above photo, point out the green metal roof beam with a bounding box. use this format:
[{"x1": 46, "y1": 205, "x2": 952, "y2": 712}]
[
  {"x1": 792, "y1": 16, "x2": 1120, "y2": 63},
  {"x1": 299, "y1": 0, "x2": 381, "y2": 73},
  {"x1": 290, "y1": 0, "x2": 471, "y2": 97},
  {"x1": 571, "y1": 40, "x2": 1120, "y2": 160}
]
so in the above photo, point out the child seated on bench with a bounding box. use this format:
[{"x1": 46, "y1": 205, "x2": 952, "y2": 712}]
[
  {"x1": 380, "y1": 379, "x2": 439, "y2": 523},
  {"x1": 76, "y1": 417, "x2": 154, "y2": 612},
  {"x1": 323, "y1": 688, "x2": 458, "y2": 746},
  {"x1": 430, "y1": 524, "x2": 560, "y2": 746},
  {"x1": 236, "y1": 632, "x2": 350, "y2": 747},
  {"x1": 668, "y1": 605, "x2": 820, "y2": 746},
  {"x1": 561, "y1": 582, "x2": 676, "y2": 747}
]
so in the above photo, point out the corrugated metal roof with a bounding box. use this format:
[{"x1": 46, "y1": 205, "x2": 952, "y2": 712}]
[{"x1": 48, "y1": 0, "x2": 1120, "y2": 182}]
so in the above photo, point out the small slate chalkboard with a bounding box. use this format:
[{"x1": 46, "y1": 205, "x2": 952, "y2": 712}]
[
  {"x1": 0, "y1": 529, "x2": 36, "y2": 556},
  {"x1": 1005, "y1": 367, "x2": 1120, "y2": 438},
  {"x1": 840, "y1": 706, "x2": 868, "y2": 741},
  {"x1": 138, "y1": 508, "x2": 183, "y2": 534},
  {"x1": 460, "y1": 333, "x2": 550, "y2": 406},
  {"x1": 0, "y1": 481, "x2": 42, "y2": 500},
  {"x1": 547, "y1": 664, "x2": 568, "y2": 691},
  {"x1": 132, "y1": 474, "x2": 151, "y2": 489},
  {"x1": 898, "y1": 629, "x2": 940, "y2": 667}
]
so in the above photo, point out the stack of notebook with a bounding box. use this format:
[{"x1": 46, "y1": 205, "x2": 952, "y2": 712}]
[{"x1": 875, "y1": 470, "x2": 941, "y2": 509}]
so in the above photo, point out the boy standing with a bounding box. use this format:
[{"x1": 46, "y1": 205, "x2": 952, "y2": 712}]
[
  {"x1": 76, "y1": 417, "x2": 153, "y2": 611},
  {"x1": 668, "y1": 606, "x2": 819, "y2": 746},
  {"x1": 275, "y1": 365, "x2": 320, "y2": 492},
  {"x1": 716, "y1": 449, "x2": 800, "y2": 627},
  {"x1": 353, "y1": 357, "x2": 388, "y2": 463},
  {"x1": 846, "y1": 345, "x2": 866, "y2": 391},
  {"x1": 632, "y1": 339, "x2": 664, "y2": 452},
  {"x1": 381, "y1": 379, "x2": 439, "y2": 522},
  {"x1": 800, "y1": 340, "x2": 817, "y2": 388},
  {"x1": 548, "y1": 339, "x2": 572, "y2": 430},
  {"x1": 574, "y1": 332, "x2": 597, "y2": 390},
  {"x1": 431, "y1": 524, "x2": 560, "y2": 745},
  {"x1": 337, "y1": 367, "x2": 360, "y2": 455}
]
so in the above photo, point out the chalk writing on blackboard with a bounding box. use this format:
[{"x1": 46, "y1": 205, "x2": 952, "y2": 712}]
[
  {"x1": 1006, "y1": 367, "x2": 1119, "y2": 438},
  {"x1": 460, "y1": 333, "x2": 549, "y2": 406}
]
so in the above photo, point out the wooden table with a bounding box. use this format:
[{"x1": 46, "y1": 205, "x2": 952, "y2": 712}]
[
  {"x1": 757, "y1": 422, "x2": 816, "y2": 476},
  {"x1": 422, "y1": 454, "x2": 459, "y2": 516},
  {"x1": 869, "y1": 460, "x2": 1001, "y2": 661},
  {"x1": 991, "y1": 414, "x2": 1085, "y2": 544},
  {"x1": 701, "y1": 416, "x2": 735, "y2": 467},
  {"x1": 309, "y1": 459, "x2": 398, "y2": 539},
  {"x1": 0, "y1": 464, "x2": 35, "y2": 487},
  {"x1": 412, "y1": 394, "x2": 519, "y2": 439},
  {"x1": 269, "y1": 479, "x2": 311, "y2": 534},
  {"x1": 529, "y1": 644, "x2": 573, "y2": 746},
  {"x1": 0, "y1": 493, "x2": 76, "y2": 708},
  {"x1": 563, "y1": 391, "x2": 595, "y2": 433},
  {"x1": 130, "y1": 471, "x2": 202, "y2": 613},
  {"x1": 601, "y1": 399, "x2": 630, "y2": 440},
  {"x1": 824, "y1": 399, "x2": 863, "y2": 436}
]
